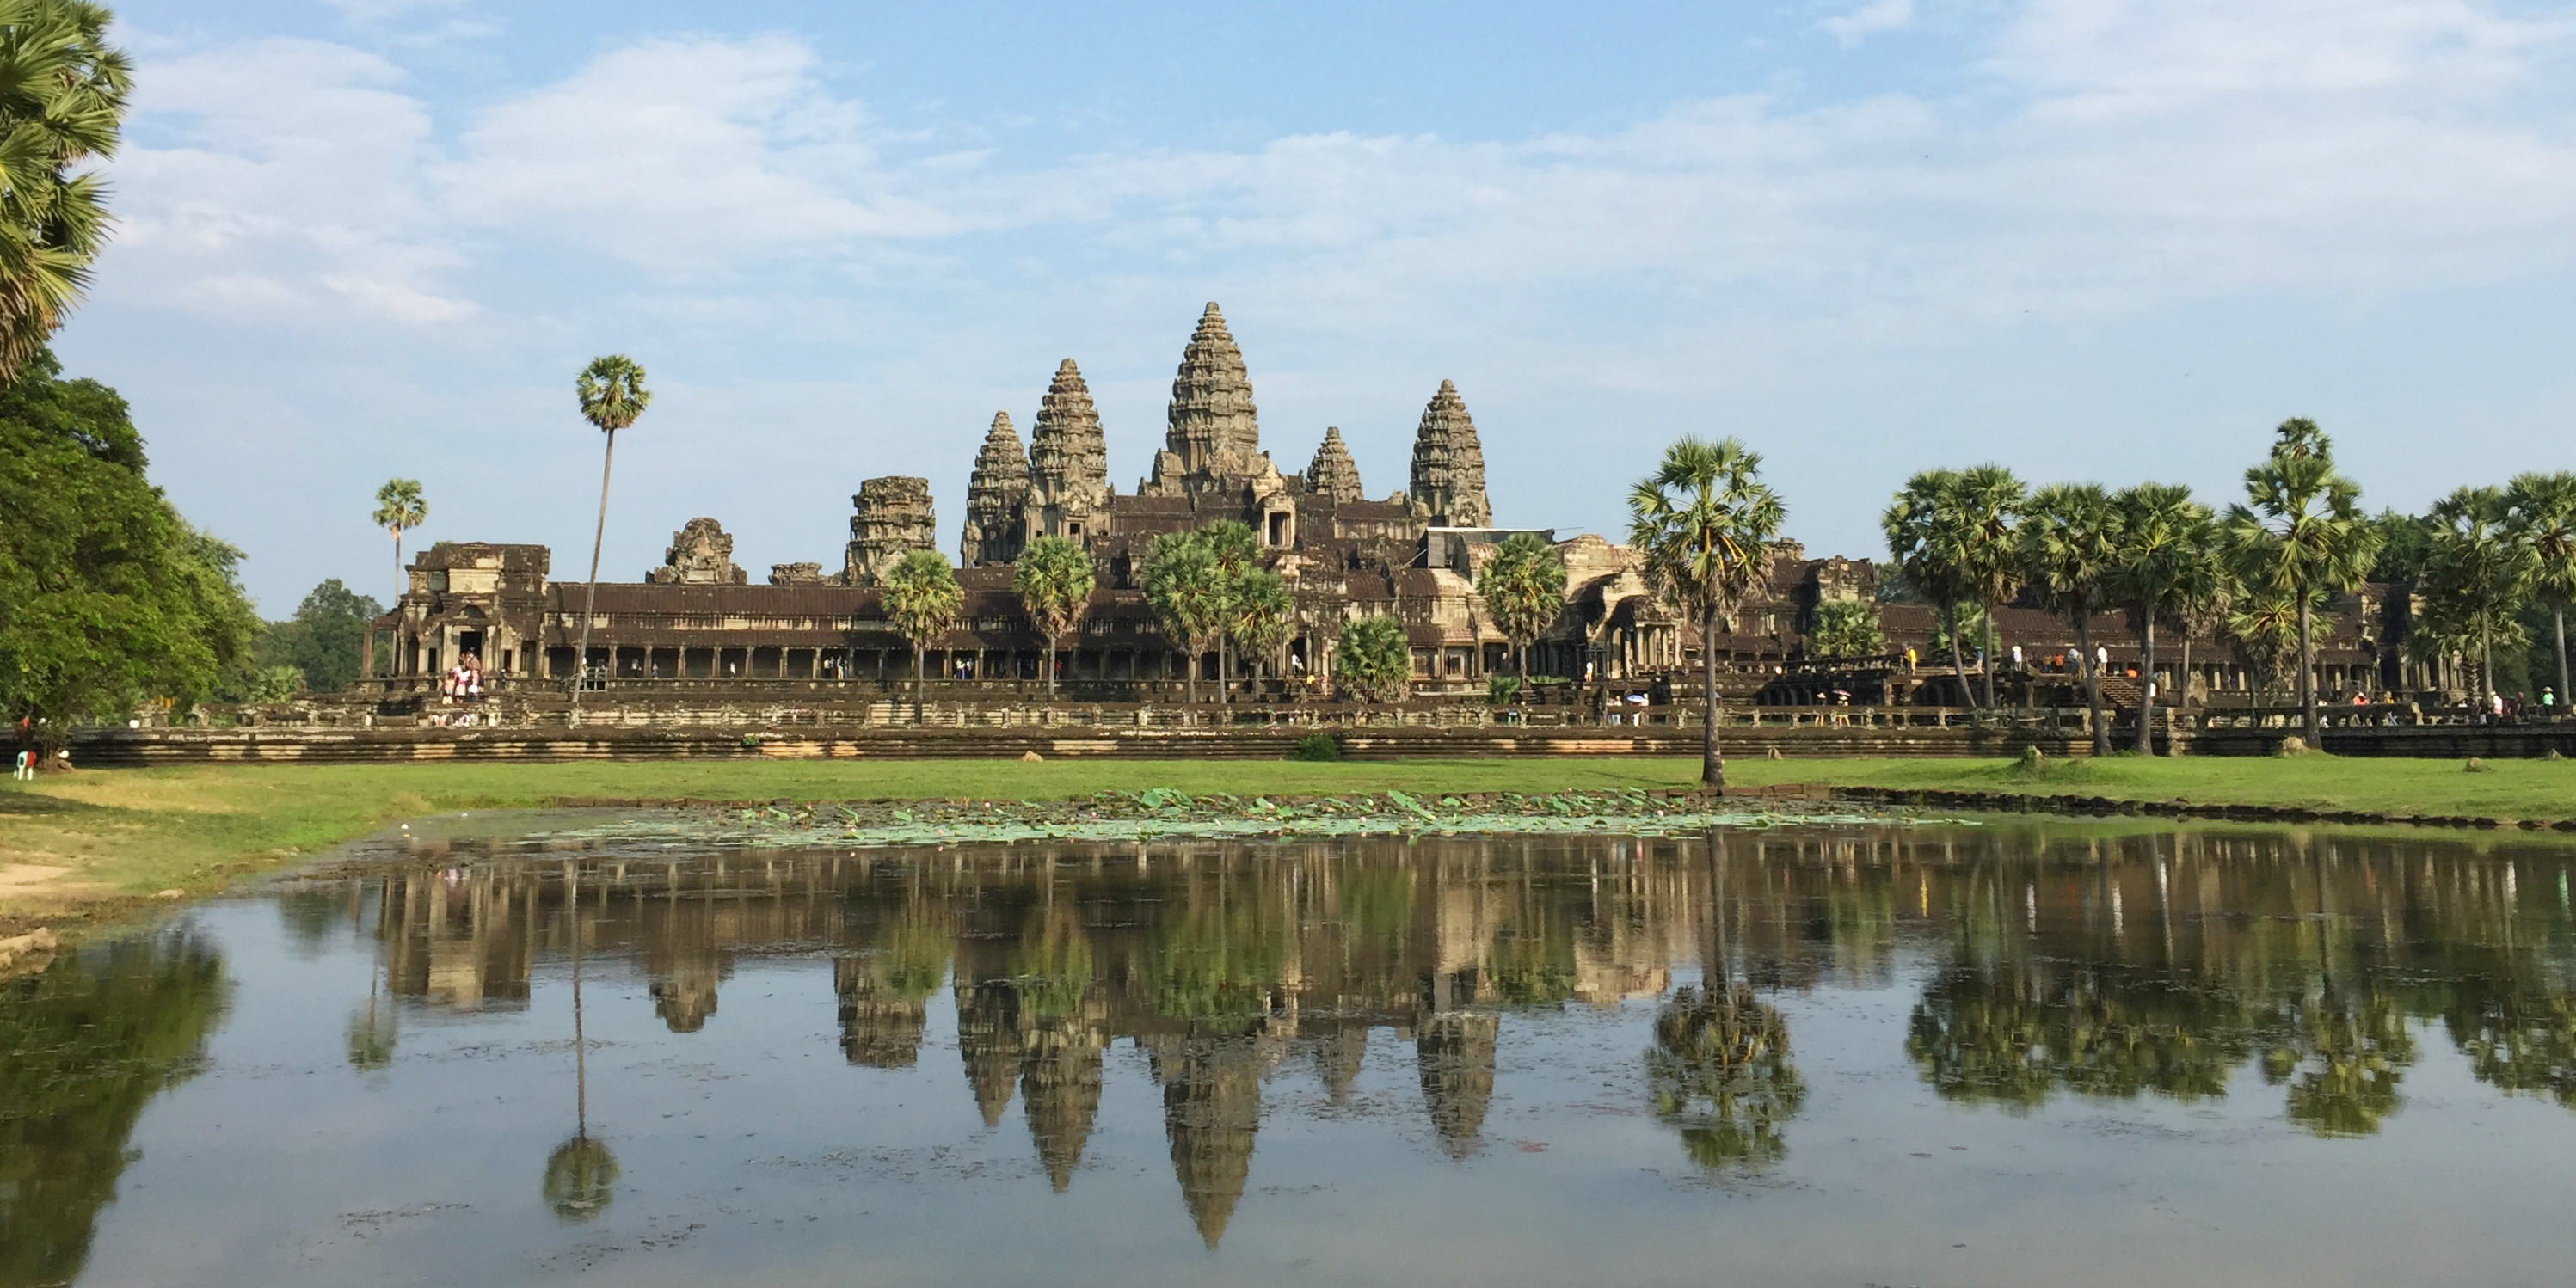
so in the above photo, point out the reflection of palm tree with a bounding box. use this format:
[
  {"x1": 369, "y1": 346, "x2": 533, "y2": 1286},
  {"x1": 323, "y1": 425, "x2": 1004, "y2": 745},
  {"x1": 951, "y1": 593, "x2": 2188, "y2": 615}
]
[
  {"x1": 2271, "y1": 991, "x2": 2413, "y2": 1138},
  {"x1": 546, "y1": 862, "x2": 617, "y2": 1222},
  {"x1": 345, "y1": 946, "x2": 397, "y2": 1072},
  {"x1": 1647, "y1": 981, "x2": 1804, "y2": 1173}
]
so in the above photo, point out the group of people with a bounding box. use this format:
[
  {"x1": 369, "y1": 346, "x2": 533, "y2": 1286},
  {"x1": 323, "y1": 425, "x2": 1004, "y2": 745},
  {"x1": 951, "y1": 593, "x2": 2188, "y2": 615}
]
[{"x1": 438, "y1": 655, "x2": 485, "y2": 727}]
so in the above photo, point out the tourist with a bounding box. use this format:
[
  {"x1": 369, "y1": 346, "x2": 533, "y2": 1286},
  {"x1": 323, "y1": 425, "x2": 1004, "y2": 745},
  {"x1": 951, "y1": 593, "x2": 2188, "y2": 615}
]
[
  {"x1": 11, "y1": 749, "x2": 30, "y2": 781},
  {"x1": 2010, "y1": 645, "x2": 2023, "y2": 671},
  {"x1": 2544, "y1": 686, "x2": 2557, "y2": 714}
]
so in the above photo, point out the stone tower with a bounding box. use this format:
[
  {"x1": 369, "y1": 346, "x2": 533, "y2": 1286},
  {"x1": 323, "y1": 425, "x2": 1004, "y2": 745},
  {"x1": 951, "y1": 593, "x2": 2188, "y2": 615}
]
[
  {"x1": 1306, "y1": 427, "x2": 1364, "y2": 502},
  {"x1": 1024, "y1": 359, "x2": 1111, "y2": 543},
  {"x1": 843, "y1": 476, "x2": 936, "y2": 586},
  {"x1": 645, "y1": 517, "x2": 747, "y2": 585},
  {"x1": 1407, "y1": 379, "x2": 1491, "y2": 527},
  {"x1": 962, "y1": 412, "x2": 1030, "y2": 567},
  {"x1": 1144, "y1": 302, "x2": 1263, "y2": 496}
]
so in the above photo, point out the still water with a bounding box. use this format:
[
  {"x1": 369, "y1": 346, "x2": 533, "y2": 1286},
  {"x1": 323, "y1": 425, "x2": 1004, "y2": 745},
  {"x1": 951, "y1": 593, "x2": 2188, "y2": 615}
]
[{"x1": 9, "y1": 816, "x2": 2576, "y2": 1287}]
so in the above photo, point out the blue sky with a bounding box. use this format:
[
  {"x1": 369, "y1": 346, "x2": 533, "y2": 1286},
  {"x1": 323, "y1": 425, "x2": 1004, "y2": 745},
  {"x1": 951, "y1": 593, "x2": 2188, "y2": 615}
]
[{"x1": 68, "y1": 0, "x2": 2576, "y2": 610}]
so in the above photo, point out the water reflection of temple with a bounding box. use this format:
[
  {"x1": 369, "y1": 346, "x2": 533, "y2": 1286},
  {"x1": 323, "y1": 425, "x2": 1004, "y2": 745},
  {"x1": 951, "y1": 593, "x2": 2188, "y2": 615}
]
[{"x1": 325, "y1": 826, "x2": 2576, "y2": 1242}]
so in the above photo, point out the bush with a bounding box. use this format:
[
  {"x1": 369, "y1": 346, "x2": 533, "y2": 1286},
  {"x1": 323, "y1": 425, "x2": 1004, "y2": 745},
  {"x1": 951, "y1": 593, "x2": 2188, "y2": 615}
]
[
  {"x1": 1289, "y1": 733, "x2": 1342, "y2": 762},
  {"x1": 1486, "y1": 674, "x2": 1522, "y2": 707}
]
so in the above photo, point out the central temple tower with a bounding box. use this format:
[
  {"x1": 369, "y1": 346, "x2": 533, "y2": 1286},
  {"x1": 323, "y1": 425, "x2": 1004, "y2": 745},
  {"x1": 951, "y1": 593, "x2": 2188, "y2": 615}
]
[{"x1": 1142, "y1": 303, "x2": 1269, "y2": 497}]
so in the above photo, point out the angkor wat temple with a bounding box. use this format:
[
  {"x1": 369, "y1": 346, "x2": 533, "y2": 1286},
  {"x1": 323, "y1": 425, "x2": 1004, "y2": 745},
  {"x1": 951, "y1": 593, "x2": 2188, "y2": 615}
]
[{"x1": 368, "y1": 303, "x2": 2429, "y2": 708}]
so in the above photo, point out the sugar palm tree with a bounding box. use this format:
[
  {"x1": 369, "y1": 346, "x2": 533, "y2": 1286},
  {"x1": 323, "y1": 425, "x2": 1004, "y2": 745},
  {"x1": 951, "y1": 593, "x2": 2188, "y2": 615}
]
[
  {"x1": 883, "y1": 549, "x2": 962, "y2": 723},
  {"x1": 1629, "y1": 437, "x2": 1786, "y2": 789},
  {"x1": 1011, "y1": 536, "x2": 1095, "y2": 696},
  {"x1": 1884, "y1": 470, "x2": 1978, "y2": 708},
  {"x1": 1230, "y1": 568, "x2": 1294, "y2": 694},
  {"x1": 2422, "y1": 486, "x2": 2536, "y2": 712},
  {"x1": 570, "y1": 356, "x2": 650, "y2": 704},
  {"x1": 371, "y1": 478, "x2": 427, "y2": 603},
  {"x1": 1477, "y1": 531, "x2": 1568, "y2": 682},
  {"x1": 2226, "y1": 588, "x2": 2304, "y2": 704},
  {"x1": 2167, "y1": 530, "x2": 2236, "y2": 717},
  {"x1": 1140, "y1": 530, "x2": 1227, "y2": 705},
  {"x1": 1952, "y1": 465, "x2": 2027, "y2": 707},
  {"x1": 1334, "y1": 614, "x2": 1412, "y2": 703},
  {"x1": 2110, "y1": 483, "x2": 2213, "y2": 755},
  {"x1": 0, "y1": 1, "x2": 130, "y2": 381},
  {"x1": 2505, "y1": 472, "x2": 2576, "y2": 709},
  {"x1": 2020, "y1": 482, "x2": 2120, "y2": 757},
  {"x1": 2223, "y1": 420, "x2": 2381, "y2": 748},
  {"x1": 1201, "y1": 520, "x2": 1260, "y2": 702}
]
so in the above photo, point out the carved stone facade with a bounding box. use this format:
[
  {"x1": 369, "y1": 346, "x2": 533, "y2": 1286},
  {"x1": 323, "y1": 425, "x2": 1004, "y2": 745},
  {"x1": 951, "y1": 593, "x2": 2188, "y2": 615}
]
[
  {"x1": 1306, "y1": 427, "x2": 1363, "y2": 503},
  {"x1": 1141, "y1": 304, "x2": 1267, "y2": 498},
  {"x1": 962, "y1": 412, "x2": 1030, "y2": 567},
  {"x1": 1407, "y1": 380, "x2": 1491, "y2": 528},
  {"x1": 1024, "y1": 359, "x2": 1111, "y2": 543},
  {"x1": 845, "y1": 476, "x2": 937, "y2": 586},
  {"x1": 645, "y1": 518, "x2": 747, "y2": 586}
]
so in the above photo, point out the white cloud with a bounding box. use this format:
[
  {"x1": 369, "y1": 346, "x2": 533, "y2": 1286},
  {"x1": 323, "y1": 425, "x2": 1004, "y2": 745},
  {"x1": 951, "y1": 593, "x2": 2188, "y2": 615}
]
[
  {"x1": 317, "y1": 0, "x2": 464, "y2": 21},
  {"x1": 109, "y1": 37, "x2": 472, "y2": 323},
  {"x1": 1822, "y1": 0, "x2": 1916, "y2": 46},
  {"x1": 438, "y1": 35, "x2": 960, "y2": 273}
]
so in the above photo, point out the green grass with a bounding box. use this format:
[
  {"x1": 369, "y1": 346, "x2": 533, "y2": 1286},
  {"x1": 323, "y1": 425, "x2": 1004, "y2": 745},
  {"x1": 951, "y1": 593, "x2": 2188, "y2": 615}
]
[{"x1": 6, "y1": 751, "x2": 2574, "y2": 930}]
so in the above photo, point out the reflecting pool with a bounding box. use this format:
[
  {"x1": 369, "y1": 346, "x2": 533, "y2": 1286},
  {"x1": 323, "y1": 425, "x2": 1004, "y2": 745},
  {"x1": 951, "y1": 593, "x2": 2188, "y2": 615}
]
[{"x1": 9, "y1": 816, "x2": 2576, "y2": 1286}]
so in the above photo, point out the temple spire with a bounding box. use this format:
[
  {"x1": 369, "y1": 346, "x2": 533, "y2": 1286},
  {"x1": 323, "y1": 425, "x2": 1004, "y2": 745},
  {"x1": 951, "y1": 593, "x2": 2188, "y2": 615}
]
[
  {"x1": 1306, "y1": 426, "x2": 1363, "y2": 502},
  {"x1": 1026, "y1": 359, "x2": 1110, "y2": 543},
  {"x1": 1145, "y1": 302, "x2": 1263, "y2": 496},
  {"x1": 1407, "y1": 379, "x2": 1491, "y2": 527},
  {"x1": 962, "y1": 412, "x2": 1030, "y2": 566}
]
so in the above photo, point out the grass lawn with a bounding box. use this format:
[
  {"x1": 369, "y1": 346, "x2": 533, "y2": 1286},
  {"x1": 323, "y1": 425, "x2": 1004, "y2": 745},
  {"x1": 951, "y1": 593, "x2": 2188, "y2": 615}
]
[{"x1": 5, "y1": 751, "x2": 2573, "y2": 931}]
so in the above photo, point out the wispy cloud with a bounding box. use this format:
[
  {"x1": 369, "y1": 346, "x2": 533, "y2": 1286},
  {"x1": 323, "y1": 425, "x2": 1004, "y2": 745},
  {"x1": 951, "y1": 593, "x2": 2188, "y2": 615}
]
[{"x1": 1821, "y1": 0, "x2": 1915, "y2": 46}]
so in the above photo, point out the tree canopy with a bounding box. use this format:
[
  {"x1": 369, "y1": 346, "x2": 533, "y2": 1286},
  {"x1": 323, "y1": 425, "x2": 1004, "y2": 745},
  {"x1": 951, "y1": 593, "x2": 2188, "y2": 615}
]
[
  {"x1": 1, "y1": 353, "x2": 255, "y2": 739},
  {"x1": 252, "y1": 579, "x2": 384, "y2": 695}
]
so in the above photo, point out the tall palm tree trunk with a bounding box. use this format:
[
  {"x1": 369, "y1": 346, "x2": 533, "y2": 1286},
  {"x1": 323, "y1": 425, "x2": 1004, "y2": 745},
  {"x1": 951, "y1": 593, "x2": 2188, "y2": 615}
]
[
  {"x1": 1981, "y1": 612, "x2": 1999, "y2": 708},
  {"x1": 1220, "y1": 637, "x2": 1233, "y2": 705},
  {"x1": 571, "y1": 430, "x2": 617, "y2": 708},
  {"x1": 2481, "y1": 623, "x2": 2495, "y2": 721},
  {"x1": 2555, "y1": 606, "x2": 2568, "y2": 716},
  {"x1": 392, "y1": 530, "x2": 404, "y2": 603},
  {"x1": 1183, "y1": 641, "x2": 1199, "y2": 706},
  {"x1": 2135, "y1": 614, "x2": 2158, "y2": 757},
  {"x1": 1045, "y1": 636, "x2": 1058, "y2": 697},
  {"x1": 1702, "y1": 604, "x2": 1724, "y2": 790},
  {"x1": 913, "y1": 646, "x2": 927, "y2": 724},
  {"x1": 2173, "y1": 631, "x2": 2195, "y2": 757},
  {"x1": 2078, "y1": 617, "x2": 2109, "y2": 757},
  {"x1": 2296, "y1": 597, "x2": 2319, "y2": 747},
  {"x1": 1943, "y1": 604, "x2": 1975, "y2": 710}
]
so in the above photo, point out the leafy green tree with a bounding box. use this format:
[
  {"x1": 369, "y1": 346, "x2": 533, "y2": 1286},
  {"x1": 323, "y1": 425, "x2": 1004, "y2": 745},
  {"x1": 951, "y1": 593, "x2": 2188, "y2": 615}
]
[
  {"x1": 1926, "y1": 600, "x2": 1989, "y2": 664},
  {"x1": 1, "y1": 354, "x2": 255, "y2": 747},
  {"x1": 1229, "y1": 567, "x2": 1294, "y2": 691},
  {"x1": 1806, "y1": 598, "x2": 1885, "y2": 660},
  {"x1": 2020, "y1": 482, "x2": 2121, "y2": 756},
  {"x1": 2419, "y1": 486, "x2": 2536, "y2": 707},
  {"x1": 1475, "y1": 531, "x2": 1566, "y2": 680},
  {"x1": 2111, "y1": 483, "x2": 2214, "y2": 754},
  {"x1": 1011, "y1": 535, "x2": 1094, "y2": 696},
  {"x1": 1630, "y1": 437, "x2": 1786, "y2": 788},
  {"x1": 2224, "y1": 420, "x2": 2382, "y2": 747},
  {"x1": 1334, "y1": 614, "x2": 1411, "y2": 703},
  {"x1": 2504, "y1": 472, "x2": 2576, "y2": 707},
  {"x1": 370, "y1": 477, "x2": 426, "y2": 604},
  {"x1": 0, "y1": 2, "x2": 130, "y2": 381},
  {"x1": 569, "y1": 355, "x2": 649, "y2": 704},
  {"x1": 253, "y1": 579, "x2": 384, "y2": 693},
  {"x1": 882, "y1": 548, "x2": 961, "y2": 722},
  {"x1": 1883, "y1": 469, "x2": 1979, "y2": 707},
  {"x1": 1201, "y1": 520, "x2": 1260, "y2": 701},
  {"x1": 1140, "y1": 530, "x2": 1227, "y2": 704}
]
